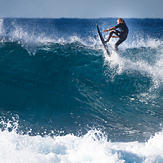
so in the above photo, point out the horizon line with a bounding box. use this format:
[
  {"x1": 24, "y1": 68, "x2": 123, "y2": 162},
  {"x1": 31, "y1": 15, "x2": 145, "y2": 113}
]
[{"x1": 0, "y1": 16, "x2": 163, "y2": 20}]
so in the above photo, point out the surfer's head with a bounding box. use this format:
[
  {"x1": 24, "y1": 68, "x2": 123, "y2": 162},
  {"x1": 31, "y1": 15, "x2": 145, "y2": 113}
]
[{"x1": 117, "y1": 18, "x2": 125, "y2": 24}]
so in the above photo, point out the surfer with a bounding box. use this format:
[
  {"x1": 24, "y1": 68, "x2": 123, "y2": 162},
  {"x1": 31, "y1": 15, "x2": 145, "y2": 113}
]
[{"x1": 103, "y1": 18, "x2": 128, "y2": 51}]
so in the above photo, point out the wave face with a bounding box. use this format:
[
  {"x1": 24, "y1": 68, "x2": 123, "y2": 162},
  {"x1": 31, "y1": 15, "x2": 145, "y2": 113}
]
[{"x1": 0, "y1": 18, "x2": 163, "y2": 162}]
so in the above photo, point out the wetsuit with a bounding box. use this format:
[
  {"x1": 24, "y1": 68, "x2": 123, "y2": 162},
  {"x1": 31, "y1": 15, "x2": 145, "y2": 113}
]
[{"x1": 113, "y1": 23, "x2": 128, "y2": 51}]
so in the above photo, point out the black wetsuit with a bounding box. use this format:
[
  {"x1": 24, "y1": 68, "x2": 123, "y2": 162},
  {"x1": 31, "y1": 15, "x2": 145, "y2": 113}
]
[{"x1": 113, "y1": 23, "x2": 128, "y2": 50}]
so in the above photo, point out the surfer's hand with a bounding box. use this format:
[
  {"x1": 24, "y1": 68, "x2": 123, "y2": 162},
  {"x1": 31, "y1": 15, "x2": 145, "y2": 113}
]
[{"x1": 103, "y1": 29, "x2": 108, "y2": 32}]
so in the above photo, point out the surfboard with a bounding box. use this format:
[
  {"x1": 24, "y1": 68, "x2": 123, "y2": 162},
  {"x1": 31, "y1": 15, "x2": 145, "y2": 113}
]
[{"x1": 96, "y1": 24, "x2": 110, "y2": 56}]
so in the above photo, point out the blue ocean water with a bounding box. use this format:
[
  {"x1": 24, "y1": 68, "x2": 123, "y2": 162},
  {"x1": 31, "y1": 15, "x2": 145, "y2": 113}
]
[{"x1": 0, "y1": 18, "x2": 163, "y2": 162}]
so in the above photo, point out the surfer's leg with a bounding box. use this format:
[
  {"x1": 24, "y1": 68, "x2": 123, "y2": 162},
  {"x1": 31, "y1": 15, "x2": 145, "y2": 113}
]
[
  {"x1": 105, "y1": 30, "x2": 114, "y2": 43},
  {"x1": 105, "y1": 30, "x2": 120, "y2": 43},
  {"x1": 115, "y1": 44, "x2": 118, "y2": 51},
  {"x1": 115, "y1": 39, "x2": 125, "y2": 51}
]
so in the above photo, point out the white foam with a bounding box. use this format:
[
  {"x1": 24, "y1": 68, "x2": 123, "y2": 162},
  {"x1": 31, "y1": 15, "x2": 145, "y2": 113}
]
[
  {"x1": 122, "y1": 36, "x2": 162, "y2": 49},
  {"x1": 102, "y1": 37, "x2": 163, "y2": 102},
  {"x1": 0, "y1": 129, "x2": 123, "y2": 163},
  {"x1": 111, "y1": 131, "x2": 163, "y2": 163},
  {"x1": 0, "y1": 127, "x2": 163, "y2": 163}
]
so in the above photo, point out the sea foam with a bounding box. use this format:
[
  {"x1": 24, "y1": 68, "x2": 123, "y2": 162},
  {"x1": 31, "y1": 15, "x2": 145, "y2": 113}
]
[{"x1": 0, "y1": 127, "x2": 163, "y2": 163}]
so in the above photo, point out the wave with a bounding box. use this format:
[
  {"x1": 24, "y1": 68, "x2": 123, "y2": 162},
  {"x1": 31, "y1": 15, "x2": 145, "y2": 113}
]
[
  {"x1": 0, "y1": 37, "x2": 162, "y2": 89},
  {"x1": 0, "y1": 20, "x2": 162, "y2": 100},
  {"x1": 0, "y1": 39, "x2": 162, "y2": 139},
  {"x1": 0, "y1": 18, "x2": 163, "y2": 162}
]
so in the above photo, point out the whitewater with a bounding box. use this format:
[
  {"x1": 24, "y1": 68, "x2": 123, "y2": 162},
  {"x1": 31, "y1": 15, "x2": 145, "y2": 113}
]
[{"x1": 0, "y1": 18, "x2": 163, "y2": 162}]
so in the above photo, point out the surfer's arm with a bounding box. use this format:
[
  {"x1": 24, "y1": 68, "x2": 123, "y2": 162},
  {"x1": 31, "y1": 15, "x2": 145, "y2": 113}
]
[
  {"x1": 109, "y1": 26, "x2": 116, "y2": 31},
  {"x1": 103, "y1": 29, "x2": 109, "y2": 32},
  {"x1": 103, "y1": 26, "x2": 116, "y2": 32}
]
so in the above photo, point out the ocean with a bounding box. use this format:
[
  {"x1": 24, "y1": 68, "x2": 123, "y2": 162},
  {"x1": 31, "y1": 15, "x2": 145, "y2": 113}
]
[{"x1": 0, "y1": 18, "x2": 163, "y2": 163}]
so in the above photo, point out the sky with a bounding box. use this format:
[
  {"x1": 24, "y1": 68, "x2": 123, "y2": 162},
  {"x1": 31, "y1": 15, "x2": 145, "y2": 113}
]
[{"x1": 0, "y1": 0, "x2": 162, "y2": 18}]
